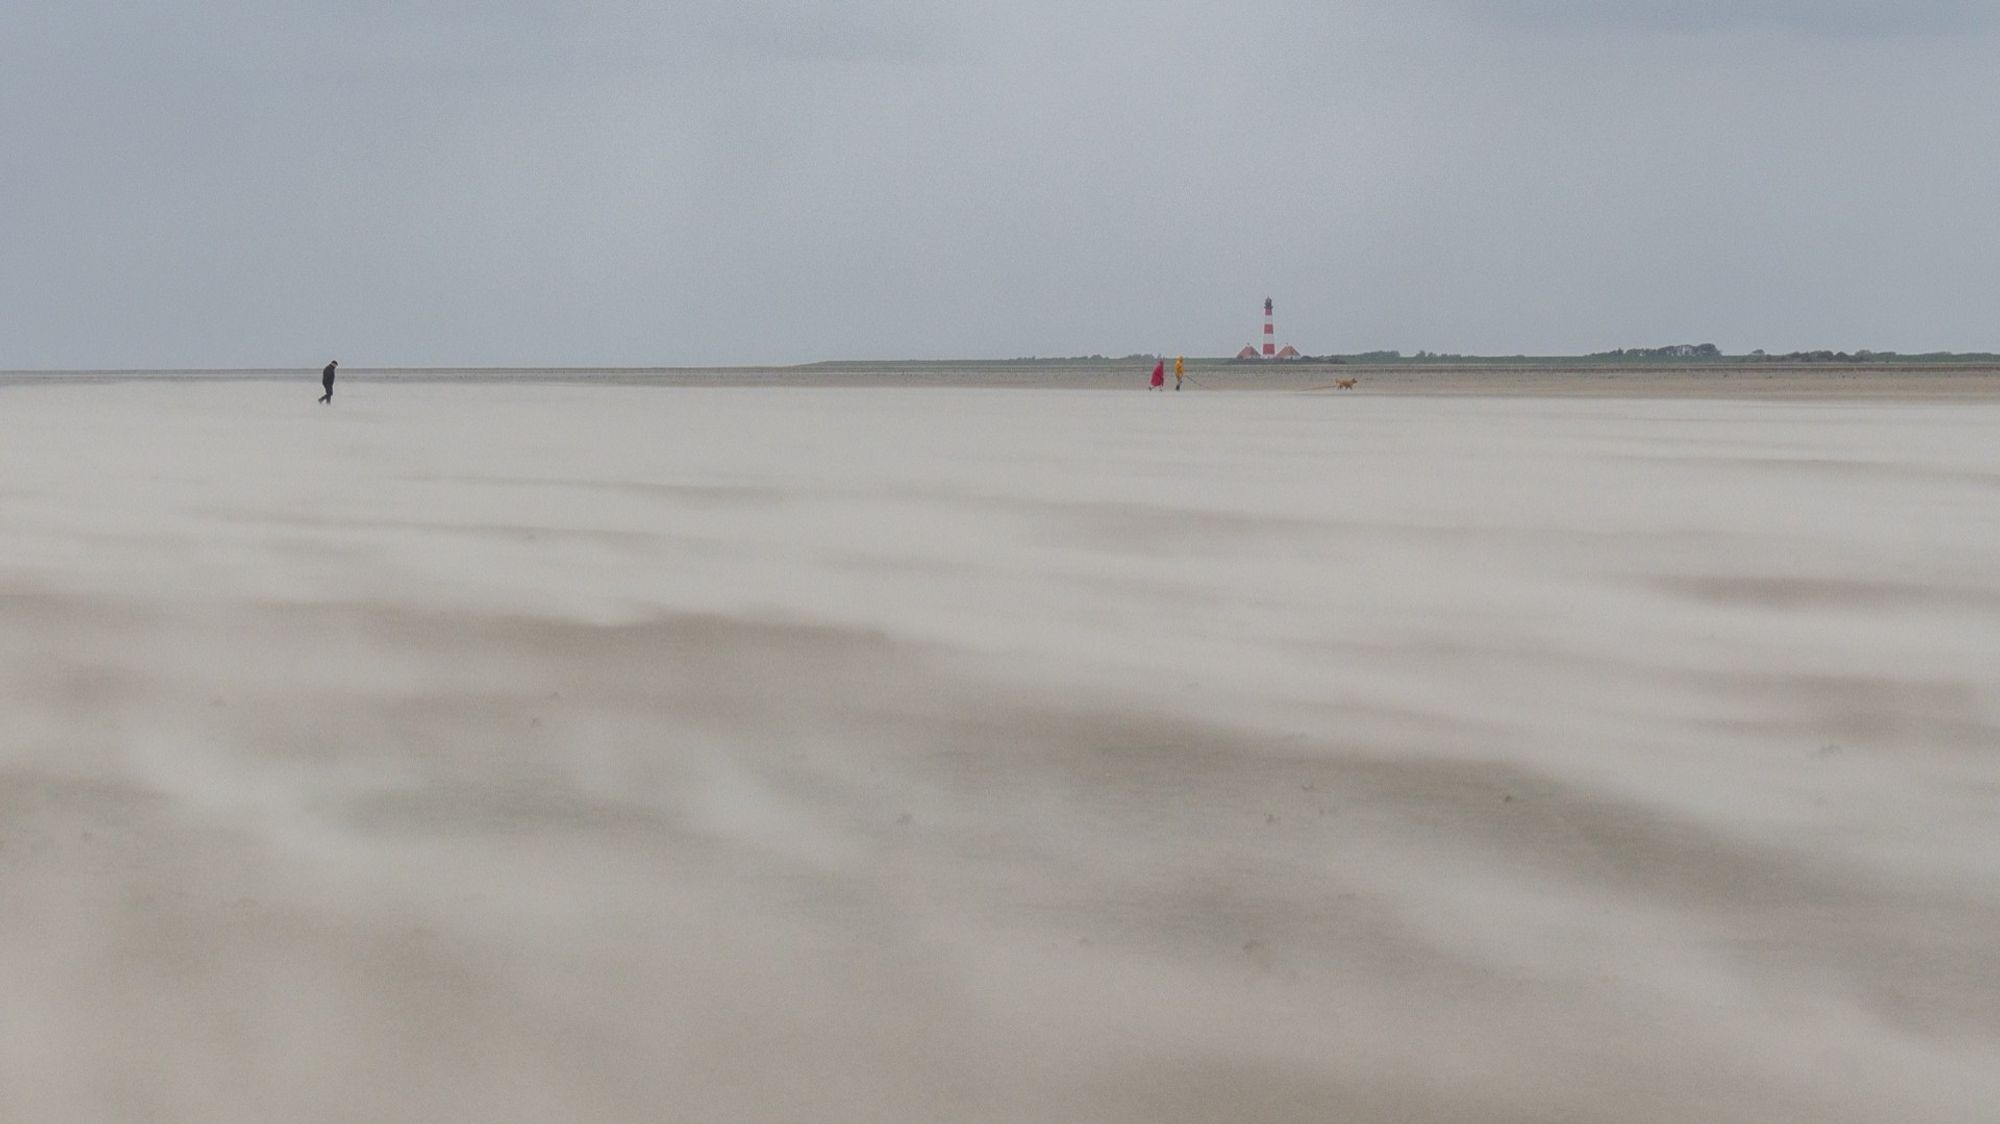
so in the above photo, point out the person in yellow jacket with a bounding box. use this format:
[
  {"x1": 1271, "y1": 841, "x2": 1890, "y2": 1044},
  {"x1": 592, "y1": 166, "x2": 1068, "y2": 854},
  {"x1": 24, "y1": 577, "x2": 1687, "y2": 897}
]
[{"x1": 1174, "y1": 355, "x2": 1185, "y2": 391}]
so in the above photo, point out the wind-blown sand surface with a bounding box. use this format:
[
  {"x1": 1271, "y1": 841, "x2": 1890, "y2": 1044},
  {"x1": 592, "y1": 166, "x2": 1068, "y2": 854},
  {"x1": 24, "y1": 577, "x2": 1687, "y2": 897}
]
[{"x1": 3, "y1": 381, "x2": 1997, "y2": 1122}]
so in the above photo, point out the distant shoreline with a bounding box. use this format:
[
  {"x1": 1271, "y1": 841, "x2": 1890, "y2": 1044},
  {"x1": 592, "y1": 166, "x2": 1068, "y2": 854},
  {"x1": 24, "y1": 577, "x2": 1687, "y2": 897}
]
[{"x1": 7, "y1": 361, "x2": 2000, "y2": 399}]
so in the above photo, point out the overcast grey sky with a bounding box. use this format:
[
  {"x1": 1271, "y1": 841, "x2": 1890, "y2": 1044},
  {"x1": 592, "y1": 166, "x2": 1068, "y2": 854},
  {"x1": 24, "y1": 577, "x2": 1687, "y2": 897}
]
[{"x1": 3, "y1": 1, "x2": 1994, "y2": 367}]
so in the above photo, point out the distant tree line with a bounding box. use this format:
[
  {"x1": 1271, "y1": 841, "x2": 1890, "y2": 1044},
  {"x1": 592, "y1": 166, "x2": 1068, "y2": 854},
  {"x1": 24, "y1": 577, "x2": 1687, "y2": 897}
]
[
  {"x1": 1753, "y1": 349, "x2": 1877, "y2": 363},
  {"x1": 1589, "y1": 344, "x2": 1722, "y2": 359},
  {"x1": 1740, "y1": 349, "x2": 2000, "y2": 363},
  {"x1": 1007, "y1": 347, "x2": 1998, "y2": 365},
  {"x1": 1004, "y1": 354, "x2": 1158, "y2": 362}
]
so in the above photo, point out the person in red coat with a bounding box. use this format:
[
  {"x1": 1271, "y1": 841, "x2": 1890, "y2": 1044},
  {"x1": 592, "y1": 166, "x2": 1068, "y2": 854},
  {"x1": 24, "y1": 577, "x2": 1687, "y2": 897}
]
[{"x1": 1148, "y1": 359, "x2": 1165, "y2": 390}]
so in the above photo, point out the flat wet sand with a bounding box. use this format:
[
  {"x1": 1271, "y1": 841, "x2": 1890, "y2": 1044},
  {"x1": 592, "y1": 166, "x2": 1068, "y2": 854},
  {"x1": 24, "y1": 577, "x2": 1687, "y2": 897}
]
[{"x1": 3, "y1": 383, "x2": 1997, "y2": 1121}]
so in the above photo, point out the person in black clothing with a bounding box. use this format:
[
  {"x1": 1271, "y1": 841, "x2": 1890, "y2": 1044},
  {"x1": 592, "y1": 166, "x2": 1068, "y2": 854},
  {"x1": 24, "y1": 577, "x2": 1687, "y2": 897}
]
[{"x1": 318, "y1": 360, "x2": 337, "y2": 404}]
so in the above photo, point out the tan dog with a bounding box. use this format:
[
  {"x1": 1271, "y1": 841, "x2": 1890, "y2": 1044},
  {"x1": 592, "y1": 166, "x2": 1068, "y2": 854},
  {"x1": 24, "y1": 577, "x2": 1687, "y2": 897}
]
[{"x1": 1334, "y1": 378, "x2": 1357, "y2": 390}]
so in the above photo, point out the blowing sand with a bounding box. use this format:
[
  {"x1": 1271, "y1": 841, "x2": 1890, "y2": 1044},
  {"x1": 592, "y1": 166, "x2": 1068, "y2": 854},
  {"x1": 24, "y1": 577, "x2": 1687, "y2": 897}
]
[{"x1": 3, "y1": 380, "x2": 1998, "y2": 1122}]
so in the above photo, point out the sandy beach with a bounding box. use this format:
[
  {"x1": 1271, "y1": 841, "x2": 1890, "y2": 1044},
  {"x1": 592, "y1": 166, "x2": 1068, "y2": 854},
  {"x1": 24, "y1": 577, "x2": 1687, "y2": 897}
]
[
  {"x1": 10, "y1": 360, "x2": 2000, "y2": 398},
  {"x1": 3, "y1": 378, "x2": 1997, "y2": 1122}
]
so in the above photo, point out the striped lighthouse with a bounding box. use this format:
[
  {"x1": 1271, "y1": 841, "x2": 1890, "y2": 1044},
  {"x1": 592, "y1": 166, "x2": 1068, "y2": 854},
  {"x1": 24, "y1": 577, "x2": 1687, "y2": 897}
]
[{"x1": 1263, "y1": 298, "x2": 1276, "y2": 358}]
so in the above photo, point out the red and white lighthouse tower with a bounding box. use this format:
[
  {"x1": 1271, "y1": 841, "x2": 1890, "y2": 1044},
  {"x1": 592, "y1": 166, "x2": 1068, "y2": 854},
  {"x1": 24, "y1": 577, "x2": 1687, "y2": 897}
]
[{"x1": 1236, "y1": 297, "x2": 1299, "y2": 360}]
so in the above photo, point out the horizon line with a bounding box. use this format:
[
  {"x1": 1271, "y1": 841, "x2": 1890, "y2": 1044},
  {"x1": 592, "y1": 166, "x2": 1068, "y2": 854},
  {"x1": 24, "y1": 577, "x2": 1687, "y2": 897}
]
[{"x1": 10, "y1": 349, "x2": 2000, "y2": 375}]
